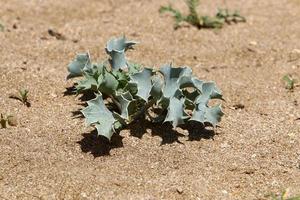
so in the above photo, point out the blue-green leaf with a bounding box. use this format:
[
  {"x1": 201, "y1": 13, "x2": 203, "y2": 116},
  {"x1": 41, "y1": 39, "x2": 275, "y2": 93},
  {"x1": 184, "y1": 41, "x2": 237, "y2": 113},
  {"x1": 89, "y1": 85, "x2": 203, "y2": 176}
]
[
  {"x1": 98, "y1": 69, "x2": 119, "y2": 95},
  {"x1": 164, "y1": 97, "x2": 189, "y2": 127},
  {"x1": 105, "y1": 36, "x2": 137, "y2": 71},
  {"x1": 81, "y1": 95, "x2": 116, "y2": 140},
  {"x1": 76, "y1": 73, "x2": 98, "y2": 93},
  {"x1": 127, "y1": 62, "x2": 142, "y2": 74},
  {"x1": 159, "y1": 64, "x2": 184, "y2": 98},
  {"x1": 159, "y1": 64, "x2": 196, "y2": 98},
  {"x1": 190, "y1": 104, "x2": 223, "y2": 127},
  {"x1": 195, "y1": 82, "x2": 222, "y2": 104},
  {"x1": 129, "y1": 68, "x2": 153, "y2": 102},
  {"x1": 150, "y1": 75, "x2": 163, "y2": 100},
  {"x1": 67, "y1": 53, "x2": 91, "y2": 79},
  {"x1": 115, "y1": 91, "x2": 137, "y2": 121}
]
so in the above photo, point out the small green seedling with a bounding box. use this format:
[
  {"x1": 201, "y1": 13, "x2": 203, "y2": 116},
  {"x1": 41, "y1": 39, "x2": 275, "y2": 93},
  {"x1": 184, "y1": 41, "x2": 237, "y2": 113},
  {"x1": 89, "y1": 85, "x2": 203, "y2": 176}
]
[
  {"x1": 67, "y1": 36, "x2": 224, "y2": 142},
  {"x1": 283, "y1": 75, "x2": 296, "y2": 91},
  {"x1": 0, "y1": 114, "x2": 17, "y2": 128},
  {"x1": 10, "y1": 89, "x2": 30, "y2": 107},
  {"x1": 159, "y1": 0, "x2": 246, "y2": 29},
  {"x1": 19, "y1": 89, "x2": 29, "y2": 104}
]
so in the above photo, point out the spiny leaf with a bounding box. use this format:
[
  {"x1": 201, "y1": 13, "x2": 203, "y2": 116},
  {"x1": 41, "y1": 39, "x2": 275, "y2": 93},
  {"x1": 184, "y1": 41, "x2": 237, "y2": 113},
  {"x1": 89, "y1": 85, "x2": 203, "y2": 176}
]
[
  {"x1": 75, "y1": 63, "x2": 106, "y2": 93},
  {"x1": 112, "y1": 70, "x2": 129, "y2": 89},
  {"x1": 159, "y1": 64, "x2": 191, "y2": 98},
  {"x1": 105, "y1": 36, "x2": 137, "y2": 70},
  {"x1": 129, "y1": 68, "x2": 153, "y2": 102},
  {"x1": 115, "y1": 91, "x2": 137, "y2": 121},
  {"x1": 195, "y1": 82, "x2": 222, "y2": 104},
  {"x1": 98, "y1": 69, "x2": 119, "y2": 95},
  {"x1": 85, "y1": 63, "x2": 105, "y2": 75},
  {"x1": 150, "y1": 75, "x2": 163, "y2": 100},
  {"x1": 67, "y1": 53, "x2": 91, "y2": 79},
  {"x1": 177, "y1": 67, "x2": 195, "y2": 88},
  {"x1": 164, "y1": 97, "x2": 189, "y2": 127},
  {"x1": 177, "y1": 73, "x2": 204, "y2": 92},
  {"x1": 190, "y1": 78, "x2": 204, "y2": 91},
  {"x1": 81, "y1": 95, "x2": 116, "y2": 140},
  {"x1": 76, "y1": 73, "x2": 98, "y2": 93},
  {"x1": 190, "y1": 104, "x2": 223, "y2": 127},
  {"x1": 127, "y1": 62, "x2": 142, "y2": 74}
]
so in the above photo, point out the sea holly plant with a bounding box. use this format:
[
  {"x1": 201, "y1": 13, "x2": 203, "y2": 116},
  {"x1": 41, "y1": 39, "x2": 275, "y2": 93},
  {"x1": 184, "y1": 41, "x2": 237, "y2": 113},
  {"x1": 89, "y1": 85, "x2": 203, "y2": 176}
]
[
  {"x1": 159, "y1": 0, "x2": 246, "y2": 29},
  {"x1": 67, "y1": 36, "x2": 224, "y2": 141}
]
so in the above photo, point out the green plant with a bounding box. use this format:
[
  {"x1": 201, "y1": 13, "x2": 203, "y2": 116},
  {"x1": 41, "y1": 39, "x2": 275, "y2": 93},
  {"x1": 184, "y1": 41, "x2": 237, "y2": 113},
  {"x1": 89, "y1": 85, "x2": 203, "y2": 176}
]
[
  {"x1": 0, "y1": 114, "x2": 17, "y2": 128},
  {"x1": 283, "y1": 74, "x2": 296, "y2": 91},
  {"x1": 10, "y1": 89, "x2": 30, "y2": 106},
  {"x1": 159, "y1": 0, "x2": 246, "y2": 29},
  {"x1": 67, "y1": 36, "x2": 224, "y2": 141},
  {"x1": 19, "y1": 89, "x2": 29, "y2": 104}
]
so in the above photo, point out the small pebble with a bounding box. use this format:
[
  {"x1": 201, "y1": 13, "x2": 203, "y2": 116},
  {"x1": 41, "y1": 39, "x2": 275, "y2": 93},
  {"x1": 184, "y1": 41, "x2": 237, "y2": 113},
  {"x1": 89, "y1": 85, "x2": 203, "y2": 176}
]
[
  {"x1": 80, "y1": 192, "x2": 87, "y2": 198},
  {"x1": 7, "y1": 116, "x2": 17, "y2": 126},
  {"x1": 249, "y1": 41, "x2": 257, "y2": 46},
  {"x1": 221, "y1": 190, "x2": 228, "y2": 194},
  {"x1": 176, "y1": 187, "x2": 183, "y2": 194}
]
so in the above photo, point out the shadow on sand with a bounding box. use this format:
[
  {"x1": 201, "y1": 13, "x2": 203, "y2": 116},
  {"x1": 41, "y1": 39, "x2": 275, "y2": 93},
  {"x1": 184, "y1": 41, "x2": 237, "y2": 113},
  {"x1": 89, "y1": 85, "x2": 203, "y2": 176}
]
[
  {"x1": 65, "y1": 87, "x2": 216, "y2": 158},
  {"x1": 77, "y1": 118, "x2": 215, "y2": 157}
]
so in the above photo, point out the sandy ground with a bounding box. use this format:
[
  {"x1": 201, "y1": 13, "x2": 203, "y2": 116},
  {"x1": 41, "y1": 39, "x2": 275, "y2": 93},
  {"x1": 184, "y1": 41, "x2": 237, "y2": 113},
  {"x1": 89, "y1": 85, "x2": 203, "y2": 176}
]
[{"x1": 0, "y1": 0, "x2": 300, "y2": 199}]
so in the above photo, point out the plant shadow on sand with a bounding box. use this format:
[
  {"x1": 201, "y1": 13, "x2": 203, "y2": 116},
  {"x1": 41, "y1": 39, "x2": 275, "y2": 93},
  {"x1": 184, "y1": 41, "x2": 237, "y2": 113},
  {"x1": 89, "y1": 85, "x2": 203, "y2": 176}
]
[
  {"x1": 128, "y1": 118, "x2": 215, "y2": 143},
  {"x1": 77, "y1": 118, "x2": 215, "y2": 158},
  {"x1": 63, "y1": 86, "x2": 77, "y2": 96},
  {"x1": 77, "y1": 130, "x2": 124, "y2": 157},
  {"x1": 65, "y1": 87, "x2": 216, "y2": 158},
  {"x1": 64, "y1": 87, "x2": 95, "y2": 119},
  {"x1": 64, "y1": 86, "x2": 96, "y2": 101}
]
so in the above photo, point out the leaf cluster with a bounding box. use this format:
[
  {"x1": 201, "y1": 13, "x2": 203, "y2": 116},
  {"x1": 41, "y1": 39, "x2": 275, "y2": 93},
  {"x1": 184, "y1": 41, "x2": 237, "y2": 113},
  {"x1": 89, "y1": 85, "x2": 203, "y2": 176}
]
[
  {"x1": 159, "y1": 0, "x2": 246, "y2": 29},
  {"x1": 67, "y1": 36, "x2": 224, "y2": 141}
]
